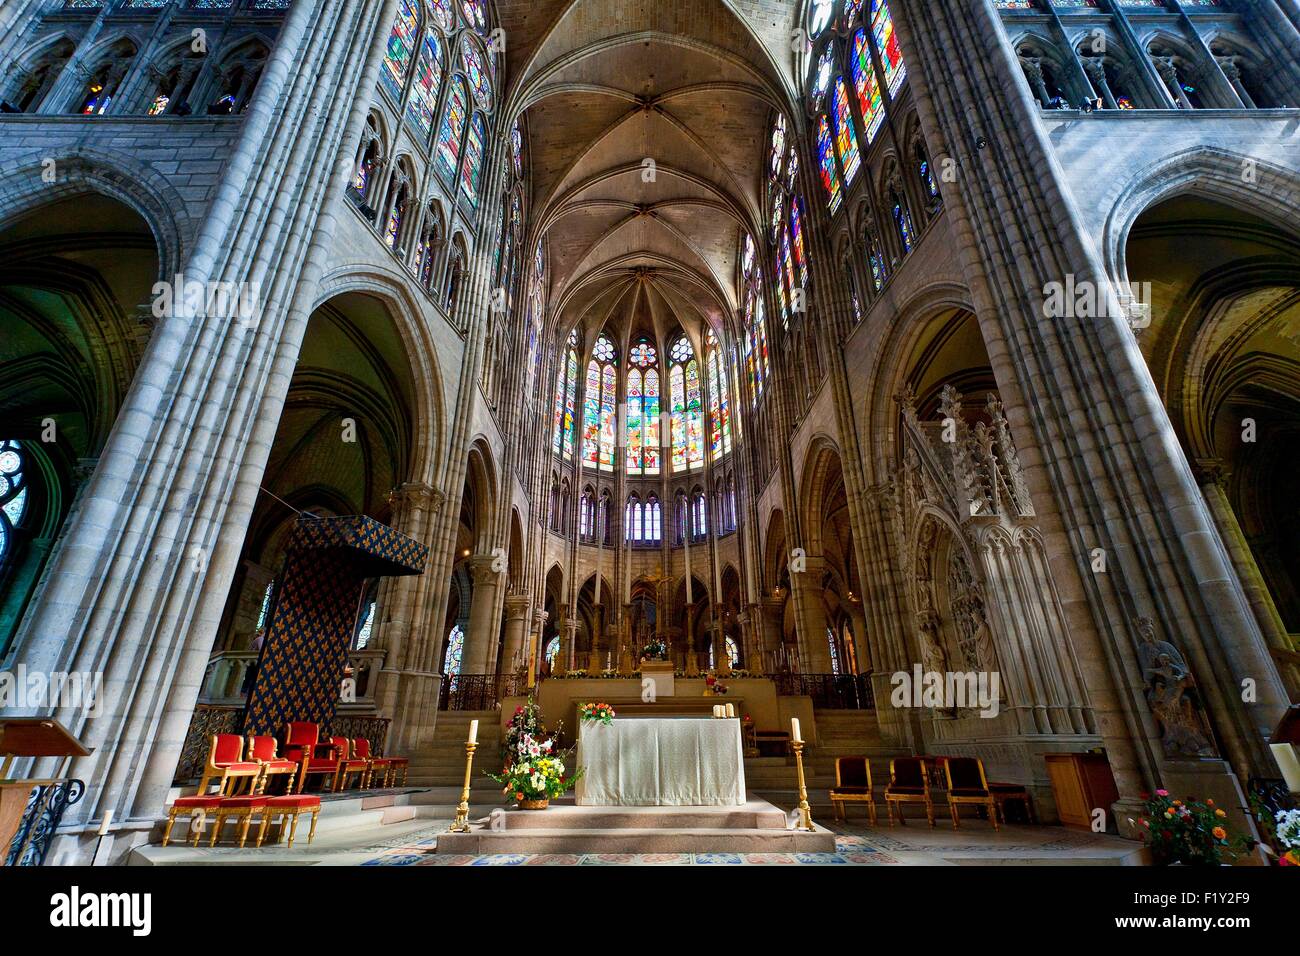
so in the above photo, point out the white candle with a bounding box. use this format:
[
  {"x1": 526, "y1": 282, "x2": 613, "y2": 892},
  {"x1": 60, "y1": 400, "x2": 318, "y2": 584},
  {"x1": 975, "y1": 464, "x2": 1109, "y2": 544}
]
[
  {"x1": 97, "y1": 811, "x2": 113, "y2": 836},
  {"x1": 468, "y1": 719, "x2": 479, "y2": 745},
  {"x1": 791, "y1": 717, "x2": 802, "y2": 743},
  {"x1": 714, "y1": 705, "x2": 723, "y2": 718},
  {"x1": 726, "y1": 703, "x2": 735, "y2": 718}
]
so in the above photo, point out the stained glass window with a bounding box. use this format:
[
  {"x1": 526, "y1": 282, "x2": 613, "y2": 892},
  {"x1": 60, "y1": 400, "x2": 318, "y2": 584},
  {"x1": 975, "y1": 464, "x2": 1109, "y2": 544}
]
[
  {"x1": 404, "y1": 31, "x2": 444, "y2": 143},
  {"x1": 553, "y1": 331, "x2": 578, "y2": 457},
  {"x1": 544, "y1": 635, "x2": 560, "y2": 666},
  {"x1": 647, "y1": 495, "x2": 662, "y2": 543},
  {"x1": 0, "y1": 440, "x2": 28, "y2": 569},
  {"x1": 791, "y1": 197, "x2": 810, "y2": 291},
  {"x1": 816, "y1": 114, "x2": 843, "y2": 215},
  {"x1": 811, "y1": 45, "x2": 835, "y2": 107},
  {"x1": 626, "y1": 341, "x2": 660, "y2": 475},
  {"x1": 460, "y1": 0, "x2": 487, "y2": 33},
  {"x1": 463, "y1": 40, "x2": 492, "y2": 110},
  {"x1": 725, "y1": 636, "x2": 739, "y2": 669},
  {"x1": 380, "y1": 0, "x2": 419, "y2": 104},
  {"x1": 770, "y1": 188, "x2": 785, "y2": 242},
  {"x1": 626, "y1": 495, "x2": 642, "y2": 542},
  {"x1": 780, "y1": 228, "x2": 798, "y2": 326},
  {"x1": 355, "y1": 600, "x2": 377, "y2": 649},
  {"x1": 511, "y1": 120, "x2": 524, "y2": 178},
  {"x1": 426, "y1": 0, "x2": 453, "y2": 30},
  {"x1": 741, "y1": 232, "x2": 755, "y2": 277},
  {"x1": 871, "y1": 0, "x2": 907, "y2": 98},
  {"x1": 827, "y1": 626, "x2": 842, "y2": 676},
  {"x1": 669, "y1": 337, "x2": 704, "y2": 472},
  {"x1": 892, "y1": 191, "x2": 915, "y2": 252},
  {"x1": 831, "y1": 78, "x2": 862, "y2": 185},
  {"x1": 444, "y1": 624, "x2": 465, "y2": 686},
  {"x1": 582, "y1": 335, "x2": 617, "y2": 470},
  {"x1": 433, "y1": 77, "x2": 468, "y2": 186},
  {"x1": 809, "y1": 0, "x2": 834, "y2": 36},
  {"x1": 852, "y1": 28, "x2": 886, "y2": 145},
  {"x1": 255, "y1": 580, "x2": 275, "y2": 631},
  {"x1": 459, "y1": 112, "x2": 486, "y2": 209},
  {"x1": 769, "y1": 114, "x2": 786, "y2": 179},
  {"x1": 706, "y1": 330, "x2": 732, "y2": 457}
]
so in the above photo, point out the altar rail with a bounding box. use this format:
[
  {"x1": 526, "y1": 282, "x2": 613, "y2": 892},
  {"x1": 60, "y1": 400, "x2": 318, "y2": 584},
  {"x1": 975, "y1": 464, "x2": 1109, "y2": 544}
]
[
  {"x1": 171, "y1": 705, "x2": 393, "y2": 784},
  {"x1": 774, "y1": 673, "x2": 875, "y2": 710},
  {"x1": 438, "y1": 673, "x2": 527, "y2": 711},
  {"x1": 4, "y1": 779, "x2": 85, "y2": 867}
]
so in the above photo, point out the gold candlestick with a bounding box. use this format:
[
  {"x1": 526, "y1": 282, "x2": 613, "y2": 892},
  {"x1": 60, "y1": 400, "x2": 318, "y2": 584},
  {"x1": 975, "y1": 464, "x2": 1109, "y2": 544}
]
[
  {"x1": 791, "y1": 740, "x2": 814, "y2": 832},
  {"x1": 449, "y1": 742, "x2": 478, "y2": 832}
]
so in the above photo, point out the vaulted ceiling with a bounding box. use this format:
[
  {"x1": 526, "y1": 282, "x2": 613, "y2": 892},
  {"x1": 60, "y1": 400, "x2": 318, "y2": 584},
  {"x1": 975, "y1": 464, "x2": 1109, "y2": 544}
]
[{"x1": 496, "y1": 0, "x2": 802, "y2": 351}]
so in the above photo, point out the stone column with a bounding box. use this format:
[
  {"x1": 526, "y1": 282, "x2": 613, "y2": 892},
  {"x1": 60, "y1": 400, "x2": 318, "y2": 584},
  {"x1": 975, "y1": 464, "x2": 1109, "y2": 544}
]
[
  {"x1": 462, "y1": 554, "x2": 503, "y2": 676},
  {"x1": 792, "y1": 553, "x2": 832, "y2": 673},
  {"x1": 501, "y1": 594, "x2": 530, "y2": 676}
]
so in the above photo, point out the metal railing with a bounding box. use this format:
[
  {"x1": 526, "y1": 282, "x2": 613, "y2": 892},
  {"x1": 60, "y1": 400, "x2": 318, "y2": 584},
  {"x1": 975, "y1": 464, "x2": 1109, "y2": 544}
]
[
  {"x1": 773, "y1": 672, "x2": 875, "y2": 710},
  {"x1": 437, "y1": 673, "x2": 529, "y2": 711},
  {"x1": 4, "y1": 779, "x2": 85, "y2": 867}
]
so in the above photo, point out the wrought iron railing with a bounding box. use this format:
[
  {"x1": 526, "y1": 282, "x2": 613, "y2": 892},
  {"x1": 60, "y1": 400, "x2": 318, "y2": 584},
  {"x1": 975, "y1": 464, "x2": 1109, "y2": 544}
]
[
  {"x1": 773, "y1": 672, "x2": 875, "y2": 710},
  {"x1": 4, "y1": 779, "x2": 85, "y2": 867},
  {"x1": 437, "y1": 672, "x2": 529, "y2": 711},
  {"x1": 325, "y1": 715, "x2": 392, "y2": 757}
]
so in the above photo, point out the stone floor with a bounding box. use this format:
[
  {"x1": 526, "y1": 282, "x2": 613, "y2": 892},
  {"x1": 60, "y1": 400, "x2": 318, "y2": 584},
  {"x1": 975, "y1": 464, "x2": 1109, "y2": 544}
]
[{"x1": 130, "y1": 787, "x2": 1148, "y2": 866}]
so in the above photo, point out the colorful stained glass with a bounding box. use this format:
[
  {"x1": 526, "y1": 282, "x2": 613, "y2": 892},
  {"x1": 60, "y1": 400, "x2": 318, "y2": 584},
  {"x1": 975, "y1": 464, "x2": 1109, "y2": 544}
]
[
  {"x1": 893, "y1": 194, "x2": 914, "y2": 252},
  {"x1": 791, "y1": 197, "x2": 809, "y2": 290},
  {"x1": 743, "y1": 291, "x2": 759, "y2": 400},
  {"x1": 809, "y1": 0, "x2": 833, "y2": 36},
  {"x1": 459, "y1": 112, "x2": 485, "y2": 208},
  {"x1": 148, "y1": 94, "x2": 170, "y2": 116},
  {"x1": 600, "y1": 363, "x2": 617, "y2": 470},
  {"x1": 554, "y1": 332, "x2": 578, "y2": 457},
  {"x1": 780, "y1": 228, "x2": 797, "y2": 323},
  {"x1": 869, "y1": 236, "x2": 887, "y2": 290},
  {"x1": 0, "y1": 440, "x2": 26, "y2": 567},
  {"x1": 644, "y1": 369, "x2": 660, "y2": 474},
  {"x1": 785, "y1": 148, "x2": 799, "y2": 193},
  {"x1": 444, "y1": 624, "x2": 465, "y2": 685},
  {"x1": 871, "y1": 0, "x2": 907, "y2": 97},
  {"x1": 707, "y1": 331, "x2": 732, "y2": 457},
  {"x1": 626, "y1": 369, "x2": 643, "y2": 474},
  {"x1": 832, "y1": 78, "x2": 862, "y2": 184},
  {"x1": 563, "y1": 345, "x2": 578, "y2": 457},
  {"x1": 684, "y1": 360, "x2": 703, "y2": 470},
  {"x1": 434, "y1": 78, "x2": 468, "y2": 185},
  {"x1": 464, "y1": 40, "x2": 492, "y2": 110},
  {"x1": 544, "y1": 635, "x2": 560, "y2": 666},
  {"x1": 816, "y1": 115, "x2": 842, "y2": 215},
  {"x1": 852, "y1": 28, "x2": 886, "y2": 145},
  {"x1": 380, "y1": 0, "x2": 419, "y2": 103},
  {"x1": 426, "y1": 0, "x2": 453, "y2": 30},
  {"x1": 460, "y1": 0, "x2": 486, "y2": 33},
  {"x1": 741, "y1": 232, "x2": 755, "y2": 277},
  {"x1": 404, "y1": 31, "x2": 444, "y2": 142},
  {"x1": 582, "y1": 360, "x2": 602, "y2": 466},
  {"x1": 770, "y1": 187, "x2": 784, "y2": 241},
  {"x1": 535, "y1": 240, "x2": 545, "y2": 280}
]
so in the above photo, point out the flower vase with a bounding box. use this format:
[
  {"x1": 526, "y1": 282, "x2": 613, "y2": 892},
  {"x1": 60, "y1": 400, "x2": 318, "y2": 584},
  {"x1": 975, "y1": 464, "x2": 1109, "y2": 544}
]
[{"x1": 520, "y1": 798, "x2": 549, "y2": 810}]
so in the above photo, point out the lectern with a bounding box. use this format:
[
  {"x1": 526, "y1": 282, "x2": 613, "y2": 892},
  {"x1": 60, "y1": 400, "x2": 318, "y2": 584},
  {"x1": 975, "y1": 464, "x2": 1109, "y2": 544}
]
[
  {"x1": 0, "y1": 718, "x2": 90, "y2": 865},
  {"x1": 1270, "y1": 704, "x2": 1300, "y2": 795}
]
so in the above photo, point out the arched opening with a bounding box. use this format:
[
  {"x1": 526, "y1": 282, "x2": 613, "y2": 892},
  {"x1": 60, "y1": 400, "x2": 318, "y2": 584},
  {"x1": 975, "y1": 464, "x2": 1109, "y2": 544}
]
[
  {"x1": 0, "y1": 192, "x2": 158, "y2": 655},
  {"x1": 1125, "y1": 194, "x2": 1300, "y2": 692}
]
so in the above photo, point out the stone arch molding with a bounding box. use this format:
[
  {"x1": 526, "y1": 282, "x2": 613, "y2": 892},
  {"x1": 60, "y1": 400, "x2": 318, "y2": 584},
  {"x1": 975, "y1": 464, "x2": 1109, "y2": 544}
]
[
  {"x1": 0, "y1": 149, "x2": 191, "y2": 281},
  {"x1": 1103, "y1": 146, "x2": 1300, "y2": 290},
  {"x1": 313, "y1": 265, "x2": 450, "y2": 481}
]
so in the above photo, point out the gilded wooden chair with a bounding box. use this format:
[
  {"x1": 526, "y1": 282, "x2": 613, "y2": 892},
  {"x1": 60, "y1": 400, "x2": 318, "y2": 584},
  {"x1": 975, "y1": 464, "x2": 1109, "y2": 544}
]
[
  {"x1": 246, "y1": 735, "x2": 299, "y2": 794},
  {"x1": 884, "y1": 757, "x2": 934, "y2": 827},
  {"x1": 333, "y1": 737, "x2": 371, "y2": 791},
  {"x1": 197, "y1": 733, "x2": 262, "y2": 796},
  {"x1": 829, "y1": 756, "x2": 877, "y2": 824},
  {"x1": 352, "y1": 737, "x2": 393, "y2": 788},
  {"x1": 943, "y1": 757, "x2": 999, "y2": 830}
]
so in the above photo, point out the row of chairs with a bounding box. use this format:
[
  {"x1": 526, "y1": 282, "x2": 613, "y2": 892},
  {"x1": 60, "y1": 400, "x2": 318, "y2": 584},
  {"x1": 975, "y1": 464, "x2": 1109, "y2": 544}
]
[
  {"x1": 164, "y1": 794, "x2": 322, "y2": 849},
  {"x1": 199, "y1": 723, "x2": 408, "y2": 796},
  {"x1": 831, "y1": 756, "x2": 1025, "y2": 829}
]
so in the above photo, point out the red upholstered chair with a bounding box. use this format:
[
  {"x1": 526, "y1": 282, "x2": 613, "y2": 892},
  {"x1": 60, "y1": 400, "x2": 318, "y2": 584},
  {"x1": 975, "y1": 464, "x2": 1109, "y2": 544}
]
[
  {"x1": 385, "y1": 750, "x2": 409, "y2": 787},
  {"x1": 246, "y1": 735, "x2": 299, "y2": 794},
  {"x1": 333, "y1": 737, "x2": 371, "y2": 791},
  {"x1": 943, "y1": 757, "x2": 999, "y2": 831},
  {"x1": 260, "y1": 795, "x2": 322, "y2": 848},
  {"x1": 830, "y1": 756, "x2": 877, "y2": 824},
  {"x1": 884, "y1": 757, "x2": 935, "y2": 827},
  {"x1": 281, "y1": 722, "x2": 340, "y2": 794},
  {"x1": 210, "y1": 796, "x2": 270, "y2": 847},
  {"x1": 163, "y1": 795, "x2": 224, "y2": 846},
  {"x1": 352, "y1": 737, "x2": 393, "y2": 789},
  {"x1": 197, "y1": 734, "x2": 262, "y2": 796}
]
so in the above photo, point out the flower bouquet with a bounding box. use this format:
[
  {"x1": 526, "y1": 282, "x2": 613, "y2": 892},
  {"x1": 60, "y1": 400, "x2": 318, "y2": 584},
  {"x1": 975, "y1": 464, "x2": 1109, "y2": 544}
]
[
  {"x1": 1273, "y1": 808, "x2": 1300, "y2": 867},
  {"x1": 1135, "y1": 790, "x2": 1242, "y2": 865},
  {"x1": 579, "y1": 701, "x2": 616, "y2": 725},
  {"x1": 640, "y1": 639, "x2": 667, "y2": 662},
  {"x1": 490, "y1": 697, "x2": 582, "y2": 809}
]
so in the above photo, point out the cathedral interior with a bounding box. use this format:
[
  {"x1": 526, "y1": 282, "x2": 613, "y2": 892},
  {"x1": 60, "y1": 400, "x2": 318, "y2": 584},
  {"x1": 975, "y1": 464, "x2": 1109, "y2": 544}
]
[{"x1": 0, "y1": 0, "x2": 1299, "y2": 879}]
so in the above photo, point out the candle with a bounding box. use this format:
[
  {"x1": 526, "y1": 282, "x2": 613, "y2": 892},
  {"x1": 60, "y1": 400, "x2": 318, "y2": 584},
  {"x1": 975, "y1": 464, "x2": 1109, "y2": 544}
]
[
  {"x1": 714, "y1": 705, "x2": 724, "y2": 718},
  {"x1": 97, "y1": 811, "x2": 113, "y2": 836},
  {"x1": 791, "y1": 717, "x2": 802, "y2": 743},
  {"x1": 726, "y1": 703, "x2": 735, "y2": 718},
  {"x1": 468, "y1": 719, "x2": 479, "y2": 746}
]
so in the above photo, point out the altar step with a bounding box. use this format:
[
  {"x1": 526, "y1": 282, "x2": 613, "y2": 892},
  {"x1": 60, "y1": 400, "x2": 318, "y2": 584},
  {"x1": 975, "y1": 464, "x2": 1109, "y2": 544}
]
[
  {"x1": 436, "y1": 796, "x2": 837, "y2": 855},
  {"x1": 405, "y1": 711, "x2": 502, "y2": 787}
]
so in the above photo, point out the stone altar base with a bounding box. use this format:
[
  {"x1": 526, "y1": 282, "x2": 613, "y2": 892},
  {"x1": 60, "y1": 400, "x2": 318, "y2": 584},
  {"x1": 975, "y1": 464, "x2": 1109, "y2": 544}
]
[{"x1": 435, "y1": 794, "x2": 836, "y2": 855}]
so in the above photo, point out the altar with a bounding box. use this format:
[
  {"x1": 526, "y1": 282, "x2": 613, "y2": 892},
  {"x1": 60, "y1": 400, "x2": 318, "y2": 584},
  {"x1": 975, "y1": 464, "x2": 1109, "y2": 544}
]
[{"x1": 576, "y1": 718, "x2": 746, "y2": 807}]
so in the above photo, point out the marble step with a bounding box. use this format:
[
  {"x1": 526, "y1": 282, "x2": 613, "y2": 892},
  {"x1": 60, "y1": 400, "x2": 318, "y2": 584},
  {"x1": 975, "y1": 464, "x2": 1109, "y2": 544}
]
[
  {"x1": 437, "y1": 825, "x2": 838, "y2": 855},
  {"x1": 476, "y1": 804, "x2": 790, "y2": 830}
]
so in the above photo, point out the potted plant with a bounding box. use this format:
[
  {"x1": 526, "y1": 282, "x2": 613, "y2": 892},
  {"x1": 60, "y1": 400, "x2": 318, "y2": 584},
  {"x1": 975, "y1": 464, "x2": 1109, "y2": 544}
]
[
  {"x1": 1135, "y1": 790, "x2": 1243, "y2": 865},
  {"x1": 489, "y1": 697, "x2": 582, "y2": 810},
  {"x1": 640, "y1": 639, "x2": 667, "y2": 662}
]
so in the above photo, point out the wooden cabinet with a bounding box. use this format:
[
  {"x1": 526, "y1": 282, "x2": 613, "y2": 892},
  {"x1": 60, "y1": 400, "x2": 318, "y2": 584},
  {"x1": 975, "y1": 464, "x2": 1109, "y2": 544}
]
[{"x1": 1045, "y1": 752, "x2": 1120, "y2": 829}]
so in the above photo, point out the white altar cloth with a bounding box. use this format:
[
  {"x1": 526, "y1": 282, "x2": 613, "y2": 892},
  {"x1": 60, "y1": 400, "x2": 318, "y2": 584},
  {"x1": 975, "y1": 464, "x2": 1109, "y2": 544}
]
[{"x1": 575, "y1": 718, "x2": 746, "y2": 806}]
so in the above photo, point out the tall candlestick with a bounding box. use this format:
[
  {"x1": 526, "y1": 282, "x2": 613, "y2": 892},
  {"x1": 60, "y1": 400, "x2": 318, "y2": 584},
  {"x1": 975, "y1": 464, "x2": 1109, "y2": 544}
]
[{"x1": 468, "y1": 719, "x2": 479, "y2": 746}]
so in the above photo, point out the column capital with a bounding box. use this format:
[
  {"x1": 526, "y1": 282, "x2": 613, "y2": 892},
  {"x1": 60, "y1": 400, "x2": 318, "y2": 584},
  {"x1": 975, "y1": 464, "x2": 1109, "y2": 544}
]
[
  {"x1": 387, "y1": 481, "x2": 444, "y2": 513},
  {"x1": 1192, "y1": 458, "x2": 1228, "y2": 487},
  {"x1": 503, "y1": 593, "x2": 530, "y2": 618},
  {"x1": 468, "y1": 553, "x2": 502, "y2": 585}
]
